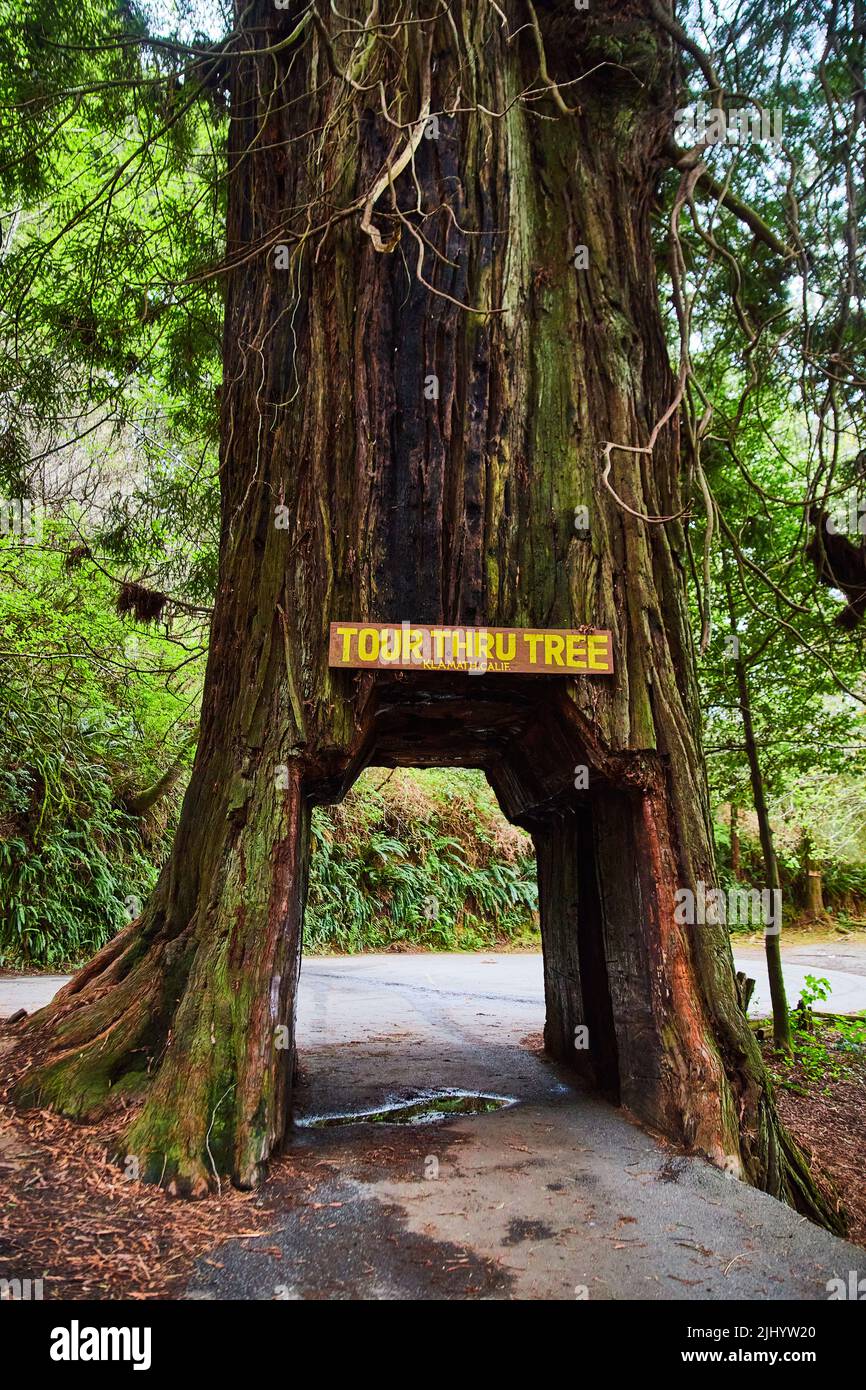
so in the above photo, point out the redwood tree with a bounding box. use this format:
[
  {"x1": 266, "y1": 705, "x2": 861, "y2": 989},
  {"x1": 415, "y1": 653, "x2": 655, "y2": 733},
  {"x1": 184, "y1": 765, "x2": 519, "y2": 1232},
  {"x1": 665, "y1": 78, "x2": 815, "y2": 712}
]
[{"x1": 7, "y1": 0, "x2": 842, "y2": 1227}]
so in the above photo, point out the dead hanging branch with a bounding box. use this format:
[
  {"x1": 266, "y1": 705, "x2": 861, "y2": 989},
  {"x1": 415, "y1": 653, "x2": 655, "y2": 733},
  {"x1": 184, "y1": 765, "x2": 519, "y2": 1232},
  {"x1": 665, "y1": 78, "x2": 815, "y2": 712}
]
[
  {"x1": 116, "y1": 581, "x2": 168, "y2": 625},
  {"x1": 64, "y1": 543, "x2": 92, "y2": 571},
  {"x1": 806, "y1": 515, "x2": 866, "y2": 629}
]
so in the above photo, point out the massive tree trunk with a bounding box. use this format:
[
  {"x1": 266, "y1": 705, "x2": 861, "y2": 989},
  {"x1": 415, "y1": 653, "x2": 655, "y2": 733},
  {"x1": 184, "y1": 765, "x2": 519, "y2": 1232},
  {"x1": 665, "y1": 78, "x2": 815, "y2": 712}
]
[{"x1": 7, "y1": 0, "x2": 841, "y2": 1227}]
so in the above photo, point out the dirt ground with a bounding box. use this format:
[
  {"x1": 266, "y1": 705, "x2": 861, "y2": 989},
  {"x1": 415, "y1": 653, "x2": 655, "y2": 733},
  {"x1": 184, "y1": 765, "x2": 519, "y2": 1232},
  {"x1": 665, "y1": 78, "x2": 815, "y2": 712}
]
[{"x1": 760, "y1": 1021, "x2": 866, "y2": 1247}]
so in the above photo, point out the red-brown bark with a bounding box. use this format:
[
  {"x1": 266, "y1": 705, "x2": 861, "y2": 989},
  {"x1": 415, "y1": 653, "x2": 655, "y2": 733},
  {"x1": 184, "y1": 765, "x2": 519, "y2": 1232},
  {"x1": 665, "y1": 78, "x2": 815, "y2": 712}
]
[{"x1": 5, "y1": 0, "x2": 843, "y2": 1229}]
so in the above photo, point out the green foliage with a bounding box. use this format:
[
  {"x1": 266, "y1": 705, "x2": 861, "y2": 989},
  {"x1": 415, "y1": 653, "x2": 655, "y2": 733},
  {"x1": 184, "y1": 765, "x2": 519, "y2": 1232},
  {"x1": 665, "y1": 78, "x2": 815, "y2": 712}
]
[
  {"x1": 799, "y1": 974, "x2": 832, "y2": 1010},
  {"x1": 771, "y1": 975, "x2": 866, "y2": 1093},
  {"x1": 0, "y1": 516, "x2": 200, "y2": 965},
  {"x1": 0, "y1": 761, "x2": 156, "y2": 966},
  {"x1": 663, "y1": 3, "x2": 866, "y2": 911},
  {"x1": 822, "y1": 861, "x2": 866, "y2": 909},
  {"x1": 304, "y1": 769, "x2": 539, "y2": 954},
  {"x1": 714, "y1": 809, "x2": 866, "y2": 917},
  {"x1": 0, "y1": 0, "x2": 864, "y2": 967}
]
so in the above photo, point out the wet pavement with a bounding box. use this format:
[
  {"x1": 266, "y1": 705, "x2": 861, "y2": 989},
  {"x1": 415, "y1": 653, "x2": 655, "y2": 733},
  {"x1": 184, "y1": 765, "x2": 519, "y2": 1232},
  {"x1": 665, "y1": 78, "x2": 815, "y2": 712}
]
[
  {"x1": 211, "y1": 951, "x2": 863, "y2": 1299},
  {"x1": 3, "y1": 948, "x2": 864, "y2": 1299}
]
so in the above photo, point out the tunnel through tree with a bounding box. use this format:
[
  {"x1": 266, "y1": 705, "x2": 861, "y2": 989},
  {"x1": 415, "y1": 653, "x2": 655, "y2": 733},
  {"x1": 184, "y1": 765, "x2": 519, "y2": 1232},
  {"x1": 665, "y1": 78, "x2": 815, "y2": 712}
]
[{"x1": 10, "y1": 0, "x2": 841, "y2": 1230}]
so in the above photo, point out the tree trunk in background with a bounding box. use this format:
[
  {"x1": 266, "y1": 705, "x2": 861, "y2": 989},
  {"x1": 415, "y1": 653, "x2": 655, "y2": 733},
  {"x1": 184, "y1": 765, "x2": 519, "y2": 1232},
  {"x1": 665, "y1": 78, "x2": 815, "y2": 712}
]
[
  {"x1": 806, "y1": 870, "x2": 826, "y2": 918},
  {"x1": 723, "y1": 570, "x2": 792, "y2": 1053},
  {"x1": 7, "y1": 0, "x2": 837, "y2": 1227},
  {"x1": 123, "y1": 736, "x2": 195, "y2": 818},
  {"x1": 801, "y1": 831, "x2": 826, "y2": 919},
  {"x1": 730, "y1": 802, "x2": 741, "y2": 877}
]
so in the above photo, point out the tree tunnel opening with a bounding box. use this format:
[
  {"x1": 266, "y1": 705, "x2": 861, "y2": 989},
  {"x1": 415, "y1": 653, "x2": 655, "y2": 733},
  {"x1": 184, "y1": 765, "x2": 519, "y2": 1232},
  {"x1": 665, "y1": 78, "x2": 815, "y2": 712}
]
[
  {"x1": 11, "y1": 667, "x2": 843, "y2": 1225},
  {"x1": 288, "y1": 674, "x2": 630, "y2": 1133},
  {"x1": 291, "y1": 763, "x2": 547, "y2": 1126},
  {"x1": 573, "y1": 806, "x2": 620, "y2": 1099}
]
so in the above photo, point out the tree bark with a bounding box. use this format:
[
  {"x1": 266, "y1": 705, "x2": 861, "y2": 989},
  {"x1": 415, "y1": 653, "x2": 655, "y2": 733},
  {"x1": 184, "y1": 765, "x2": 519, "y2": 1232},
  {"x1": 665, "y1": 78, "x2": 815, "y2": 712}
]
[
  {"x1": 123, "y1": 736, "x2": 195, "y2": 818},
  {"x1": 722, "y1": 568, "x2": 792, "y2": 1052},
  {"x1": 801, "y1": 830, "x2": 826, "y2": 919},
  {"x1": 806, "y1": 870, "x2": 826, "y2": 918},
  {"x1": 7, "y1": 0, "x2": 839, "y2": 1228},
  {"x1": 730, "y1": 802, "x2": 741, "y2": 877}
]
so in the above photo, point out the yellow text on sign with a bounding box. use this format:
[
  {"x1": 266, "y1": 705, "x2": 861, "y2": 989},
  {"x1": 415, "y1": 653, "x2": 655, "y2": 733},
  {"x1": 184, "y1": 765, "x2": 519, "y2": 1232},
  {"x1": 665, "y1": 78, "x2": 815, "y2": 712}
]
[{"x1": 327, "y1": 624, "x2": 614, "y2": 675}]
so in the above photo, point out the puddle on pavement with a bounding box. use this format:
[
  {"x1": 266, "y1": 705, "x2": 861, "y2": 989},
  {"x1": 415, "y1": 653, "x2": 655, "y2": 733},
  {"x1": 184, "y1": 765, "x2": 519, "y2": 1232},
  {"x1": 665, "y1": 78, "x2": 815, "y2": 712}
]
[{"x1": 297, "y1": 1089, "x2": 517, "y2": 1129}]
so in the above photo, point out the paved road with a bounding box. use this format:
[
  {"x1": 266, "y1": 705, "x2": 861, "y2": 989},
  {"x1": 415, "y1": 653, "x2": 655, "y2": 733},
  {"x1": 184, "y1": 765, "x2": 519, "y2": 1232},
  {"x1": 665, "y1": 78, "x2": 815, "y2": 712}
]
[
  {"x1": 4, "y1": 939, "x2": 865, "y2": 1022},
  {"x1": 3, "y1": 949, "x2": 863, "y2": 1299},
  {"x1": 734, "y1": 938, "x2": 866, "y2": 1015}
]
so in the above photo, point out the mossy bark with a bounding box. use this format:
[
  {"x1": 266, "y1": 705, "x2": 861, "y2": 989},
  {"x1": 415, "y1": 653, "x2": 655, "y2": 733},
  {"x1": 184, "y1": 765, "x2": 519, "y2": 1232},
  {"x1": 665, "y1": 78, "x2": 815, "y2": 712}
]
[{"x1": 7, "y1": 0, "x2": 843, "y2": 1229}]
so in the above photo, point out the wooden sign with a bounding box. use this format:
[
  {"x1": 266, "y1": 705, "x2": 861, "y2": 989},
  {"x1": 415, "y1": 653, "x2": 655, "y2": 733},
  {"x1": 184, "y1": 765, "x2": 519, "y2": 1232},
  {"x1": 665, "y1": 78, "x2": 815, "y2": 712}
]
[{"x1": 329, "y1": 623, "x2": 614, "y2": 675}]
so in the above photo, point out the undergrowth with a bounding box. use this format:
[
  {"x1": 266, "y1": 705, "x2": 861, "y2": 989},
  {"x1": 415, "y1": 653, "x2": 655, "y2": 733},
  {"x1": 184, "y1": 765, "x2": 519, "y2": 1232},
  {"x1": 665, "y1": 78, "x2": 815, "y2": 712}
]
[{"x1": 305, "y1": 769, "x2": 539, "y2": 953}]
